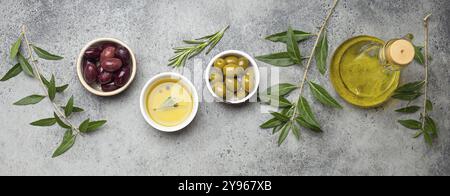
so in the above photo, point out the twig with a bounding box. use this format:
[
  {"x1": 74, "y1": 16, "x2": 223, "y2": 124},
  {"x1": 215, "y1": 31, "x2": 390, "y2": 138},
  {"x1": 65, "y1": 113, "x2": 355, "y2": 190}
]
[
  {"x1": 421, "y1": 14, "x2": 432, "y2": 129},
  {"x1": 21, "y1": 25, "x2": 81, "y2": 135},
  {"x1": 290, "y1": 0, "x2": 339, "y2": 120}
]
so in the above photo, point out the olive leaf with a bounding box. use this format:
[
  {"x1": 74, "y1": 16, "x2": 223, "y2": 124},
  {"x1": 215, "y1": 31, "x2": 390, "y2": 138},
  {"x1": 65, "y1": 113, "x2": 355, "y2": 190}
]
[
  {"x1": 414, "y1": 45, "x2": 425, "y2": 65},
  {"x1": 14, "y1": 94, "x2": 45, "y2": 105},
  {"x1": 52, "y1": 129, "x2": 76, "y2": 158},
  {"x1": 48, "y1": 75, "x2": 56, "y2": 101},
  {"x1": 314, "y1": 31, "x2": 329, "y2": 75},
  {"x1": 31, "y1": 45, "x2": 63, "y2": 60},
  {"x1": 392, "y1": 92, "x2": 423, "y2": 101},
  {"x1": 263, "y1": 83, "x2": 298, "y2": 97},
  {"x1": 295, "y1": 116, "x2": 322, "y2": 132},
  {"x1": 64, "y1": 96, "x2": 74, "y2": 117},
  {"x1": 30, "y1": 118, "x2": 56, "y2": 127},
  {"x1": 54, "y1": 112, "x2": 71, "y2": 129},
  {"x1": 424, "y1": 116, "x2": 437, "y2": 137},
  {"x1": 395, "y1": 106, "x2": 420, "y2": 113},
  {"x1": 265, "y1": 30, "x2": 313, "y2": 43},
  {"x1": 17, "y1": 53, "x2": 34, "y2": 76},
  {"x1": 297, "y1": 97, "x2": 320, "y2": 129},
  {"x1": 426, "y1": 100, "x2": 433, "y2": 112},
  {"x1": 0, "y1": 63, "x2": 22, "y2": 81},
  {"x1": 270, "y1": 112, "x2": 290, "y2": 122},
  {"x1": 79, "y1": 119, "x2": 90, "y2": 133},
  {"x1": 85, "y1": 120, "x2": 107, "y2": 133},
  {"x1": 273, "y1": 125, "x2": 284, "y2": 134},
  {"x1": 291, "y1": 123, "x2": 301, "y2": 140},
  {"x1": 10, "y1": 34, "x2": 22, "y2": 61},
  {"x1": 61, "y1": 106, "x2": 84, "y2": 113},
  {"x1": 395, "y1": 81, "x2": 425, "y2": 93},
  {"x1": 286, "y1": 26, "x2": 302, "y2": 64},
  {"x1": 255, "y1": 52, "x2": 298, "y2": 67},
  {"x1": 278, "y1": 122, "x2": 292, "y2": 146},
  {"x1": 260, "y1": 118, "x2": 284, "y2": 129},
  {"x1": 308, "y1": 81, "x2": 342, "y2": 108},
  {"x1": 41, "y1": 74, "x2": 68, "y2": 93},
  {"x1": 398, "y1": 119, "x2": 422, "y2": 130}
]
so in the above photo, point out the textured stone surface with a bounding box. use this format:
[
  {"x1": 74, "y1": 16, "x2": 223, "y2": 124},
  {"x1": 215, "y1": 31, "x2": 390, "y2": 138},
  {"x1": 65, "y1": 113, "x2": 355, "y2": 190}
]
[{"x1": 0, "y1": 0, "x2": 449, "y2": 176}]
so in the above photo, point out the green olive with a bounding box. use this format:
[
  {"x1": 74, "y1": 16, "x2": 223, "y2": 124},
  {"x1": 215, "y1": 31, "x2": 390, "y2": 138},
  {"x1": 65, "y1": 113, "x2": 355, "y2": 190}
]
[
  {"x1": 212, "y1": 82, "x2": 226, "y2": 98},
  {"x1": 224, "y1": 56, "x2": 239, "y2": 65},
  {"x1": 238, "y1": 57, "x2": 250, "y2": 69},
  {"x1": 236, "y1": 88, "x2": 248, "y2": 100},
  {"x1": 209, "y1": 67, "x2": 223, "y2": 83},
  {"x1": 214, "y1": 58, "x2": 226, "y2": 69},
  {"x1": 241, "y1": 74, "x2": 255, "y2": 93},
  {"x1": 225, "y1": 77, "x2": 240, "y2": 92},
  {"x1": 223, "y1": 64, "x2": 245, "y2": 78}
]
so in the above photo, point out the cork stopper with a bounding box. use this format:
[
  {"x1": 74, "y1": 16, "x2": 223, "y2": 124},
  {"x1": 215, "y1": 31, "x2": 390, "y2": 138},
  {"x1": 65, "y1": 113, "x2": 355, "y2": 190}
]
[{"x1": 385, "y1": 39, "x2": 415, "y2": 66}]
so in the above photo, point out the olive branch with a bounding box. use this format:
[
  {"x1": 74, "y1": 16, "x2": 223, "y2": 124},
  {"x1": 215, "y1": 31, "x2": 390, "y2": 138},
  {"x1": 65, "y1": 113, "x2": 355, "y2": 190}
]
[
  {"x1": 1, "y1": 25, "x2": 107, "y2": 158},
  {"x1": 257, "y1": 0, "x2": 341, "y2": 145}
]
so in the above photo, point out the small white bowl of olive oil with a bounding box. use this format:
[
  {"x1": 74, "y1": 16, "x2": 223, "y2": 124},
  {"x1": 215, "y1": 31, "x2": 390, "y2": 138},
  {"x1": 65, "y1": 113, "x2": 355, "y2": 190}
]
[{"x1": 140, "y1": 72, "x2": 199, "y2": 132}]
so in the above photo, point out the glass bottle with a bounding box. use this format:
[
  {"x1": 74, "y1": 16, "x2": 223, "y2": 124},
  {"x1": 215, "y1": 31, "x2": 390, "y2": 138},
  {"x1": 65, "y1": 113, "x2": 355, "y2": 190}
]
[{"x1": 330, "y1": 36, "x2": 415, "y2": 107}]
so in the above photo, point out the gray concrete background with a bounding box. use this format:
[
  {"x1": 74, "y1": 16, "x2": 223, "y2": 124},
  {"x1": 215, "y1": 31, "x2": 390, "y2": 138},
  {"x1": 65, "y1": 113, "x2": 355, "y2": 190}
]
[{"x1": 0, "y1": 0, "x2": 449, "y2": 176}]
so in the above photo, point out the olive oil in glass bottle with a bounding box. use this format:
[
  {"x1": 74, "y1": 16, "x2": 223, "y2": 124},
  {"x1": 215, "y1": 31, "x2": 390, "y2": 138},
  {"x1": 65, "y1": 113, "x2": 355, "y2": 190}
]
[{"x1": 330, "y1": 36, "x2": 415, "y2": 107}]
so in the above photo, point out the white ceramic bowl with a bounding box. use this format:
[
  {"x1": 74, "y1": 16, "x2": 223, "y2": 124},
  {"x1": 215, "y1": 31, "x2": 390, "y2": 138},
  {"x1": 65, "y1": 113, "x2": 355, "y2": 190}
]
[
  {"x1": 140, "y1": 72, "x2": 199, "y2": 132},
  {"x1": 205, "y1": 50, "x2": 260, "y2": 104},
  {"x1": 76, "y1": 38, "x2": 137, "y2": 96}
]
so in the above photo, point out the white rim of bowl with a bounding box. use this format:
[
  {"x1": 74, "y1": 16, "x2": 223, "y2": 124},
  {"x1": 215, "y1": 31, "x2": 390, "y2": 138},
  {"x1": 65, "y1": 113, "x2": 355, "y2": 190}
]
[
  {"x1": 204, "y1": 50, "x2": 260, "y2": 104},
  {"x1": 139, "y1": 72, "x2": 199, "y2": 132},
  {"x1": 76, "y1": 38, "x2": 137, "y2": 97}
]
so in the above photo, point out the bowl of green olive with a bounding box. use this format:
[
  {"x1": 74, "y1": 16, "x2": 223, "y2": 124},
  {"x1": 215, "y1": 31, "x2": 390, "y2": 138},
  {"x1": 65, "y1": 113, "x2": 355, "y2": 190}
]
[{"x1": 205, "y1": 50, "x2": 260, "y2": 104}]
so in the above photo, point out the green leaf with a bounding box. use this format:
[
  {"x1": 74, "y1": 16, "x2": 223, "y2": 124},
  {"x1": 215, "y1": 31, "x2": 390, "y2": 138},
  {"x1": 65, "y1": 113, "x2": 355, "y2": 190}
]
[
  {"x1": 52, "y1": 129, "x2": 76, "y2": 158},
  {"x1": 295, "y1": 116, "x2": 322, "y2": 132},
  {"x1": 272, "y1": 125, "x2": 283, "y2": 134},
  {"x1": 286, "y1": 26, "x2": 302, "y2": 64},
  {"x1": 255, "y1": 52, "x2": 297, "y2": 67},
  {"x1": 423, "y1": 131, "x2": 432, "y2": 146},
  {"x1": 314, "y1": 31, "x2": 329, "y2": 75},
  {"x1": 1, "y1": 63, "x2": 22, "y2": 81},
  {"x1": 48, "y1": 75, "x2": 56, "y2": 101},
  {"x1": 291, "y1": 123, "x2": 300, "y2": 140},
  {"x1": 424, "y1": 116, "x2": 437, "y2": 137},
  {"x1": 426, "y1": 100, "x2": 433, "y2": 112},
  {"x1": 278, "y1": 122, "x2": 292, "y2": 146},
  {"x1": 260, "y1": 118, "x2": 284, "y2": 129},
  {"x1": 85, "y1": 120, "x2": 107, "y2": 133},
  {"x1": 270, "y1": 112, "x2": 290, "y2": 122},
  {"x1": 56, "y1": 84, "x2": 69, "y2": 93},
  {"x1": 62, "y1": 106, "x2": 84, "y2": 113},
  {"x1": 395, "y1": 106, "x2": 421, "y2": 113},
  {"x1": 395, "y1": 81, "x2": 425, "y2": 93},
  {"x1": 54, "y1": 112, "x2": 71, "y2": 129},
  {"x1": 413, "y1": 131, "x2": 423, "y2": 138},
  {"x1": 260, "y1": 94, "x2": 292, "y2": 108},
  {"x1": 263, "y1": 83, "x2": 298, "y2": 97},
  {"x1": 398, "y1": 119, "x2": 422, "y2": 130},
  {"x1": 31, "y1": 45, "x2": 63, "y2": 60},
  {"x1": 297, "y1": 97, "x2": 321, "y2": 129},
  {"x1": 79, "y1": 119, "x2": 90, "y2": 133},
  {"x1": 392, "y1": 92, "x2": 423, "y2": 101},
  {"x1": 414, "y1": 45, "x2": 425, "y2": 65},
  {"x1": 30, "y1": 118, "x2": 56, "y2": 127},
  {"x1": 17, "y1": 53, "x2": 34, "y2": 76},
  {"x1": 265, "y1": 30, "x2": 313, "y2": 43},
  {"x1": 40, "y1": 74, "x2": 50, "y2": 86},
  {"x1": 10, "y1": 34, "x2": 22, "y2": 61},
  {"x1": 14, "y1": 94, "x2": 45, "y2": 105},
  {"x1": 64, "y1": 96, "x2": 74, "y2": 117},
  {"x1": 308, "y1": 81, "x2": 342, "y2": 108}
]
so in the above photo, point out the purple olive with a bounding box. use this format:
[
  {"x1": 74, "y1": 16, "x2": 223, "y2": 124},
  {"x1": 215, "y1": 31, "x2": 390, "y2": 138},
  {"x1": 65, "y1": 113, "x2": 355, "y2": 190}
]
[
  {"x1": 99, "y1": 43, "x2": 116, "y2": 51},
  {"x1": 84, "y1": 60, "x2": 96, "y2": 69},
  {"x1": 84, "y1": 47, "x2": 101, "y2": 59},
  {"x1": 83, "y1": 63, "x2": 98, "y2": 84},
  {"x1": 101, "y1": 82, "x2": 119, "y2": 92},
  {"x1": 98, "y1": 71, "x2": 113, "y2": 84},
  {"x1": 100, "y1": 46, "x2": 116, "y2": 62},
  {"x1": 101, "y1": 58, "x2": 123, "y2": 72},
  {"x1": 114, "y1": 66, "x2": 131, "y2": 87},
  {"x1": 115, "y1": 47, "x2": 130, "y2": 63}
]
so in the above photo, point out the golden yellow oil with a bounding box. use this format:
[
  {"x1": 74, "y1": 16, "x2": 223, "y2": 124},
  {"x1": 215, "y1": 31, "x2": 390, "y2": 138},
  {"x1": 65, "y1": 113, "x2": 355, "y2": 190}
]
[
  {"x1": 146, "y1": 78, "x2": 193, "y2": 127},
  {"x1": 331, "y1": 36, "x2": 400, "y2": 107}
]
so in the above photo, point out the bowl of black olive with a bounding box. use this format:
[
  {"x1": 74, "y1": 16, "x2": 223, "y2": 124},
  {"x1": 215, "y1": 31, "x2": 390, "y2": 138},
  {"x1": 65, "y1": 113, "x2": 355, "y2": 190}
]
[{"x1": 76, "y1": 38, "x2": 136, "y2": 96}]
